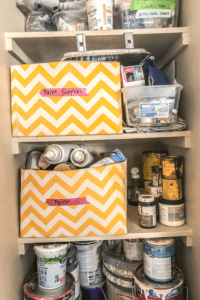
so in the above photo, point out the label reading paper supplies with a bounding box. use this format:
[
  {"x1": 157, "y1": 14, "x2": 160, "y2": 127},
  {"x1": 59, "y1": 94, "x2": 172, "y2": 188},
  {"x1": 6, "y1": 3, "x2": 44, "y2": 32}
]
[
  {"x1": 140, "y1": 103, "x2": 169, "y2": 118},
  {"x1": 130, "y1": 0, "x2": 177, "y2": 11}
]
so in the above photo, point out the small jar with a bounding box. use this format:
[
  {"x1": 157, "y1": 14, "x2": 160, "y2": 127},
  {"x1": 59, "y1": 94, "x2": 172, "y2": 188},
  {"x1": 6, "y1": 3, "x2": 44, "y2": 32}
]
[
  {"x1": 138, "y1": 195, "x2": 156, "y2": 228},
  {"x1": 159, "y1": 198, "x2": 185, "y2": 227}
]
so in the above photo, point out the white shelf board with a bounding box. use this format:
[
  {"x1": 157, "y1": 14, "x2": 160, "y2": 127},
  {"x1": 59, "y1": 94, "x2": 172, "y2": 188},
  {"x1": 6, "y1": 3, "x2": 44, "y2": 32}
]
[
  {"x1": 12, "y1": 131, "x2": 191, "y2": 154},
  {"x1": 6, "y1": 27, "x2": 189, "y2": 68},
  {"x1": 18, "y1": 206, "x2": 193, "y2": 255}
]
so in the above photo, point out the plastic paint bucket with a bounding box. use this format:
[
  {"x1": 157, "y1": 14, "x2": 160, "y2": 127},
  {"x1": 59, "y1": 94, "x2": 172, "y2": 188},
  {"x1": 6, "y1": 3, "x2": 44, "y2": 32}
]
[
  {"x1": 34, "y1": 243, "x2": 69, "y2": 289},
  {"x1": 143, "y1": 238, "x2": 175, "y2": 282},
  {"x1": 81, "y1": 281, "x2": 106, "y2": 300},
  {"x1": 24, "y1": 272, "x2": 75, "y2": 300},
  {"x1": 67, "y1": 244, "x2": 78, "y2": 273},
  {"x1": 71, "y1": 264, "x2": 80, "y2": 300},
  {"x1": 86, "y1": 0, "x2": 113, "y2": 30},
  {"x1": 159, "y1": 198, "x2": 185, "y2": 227},
  {"x1": 134, "y1": 265, "x2": 184, "y2": 300}
]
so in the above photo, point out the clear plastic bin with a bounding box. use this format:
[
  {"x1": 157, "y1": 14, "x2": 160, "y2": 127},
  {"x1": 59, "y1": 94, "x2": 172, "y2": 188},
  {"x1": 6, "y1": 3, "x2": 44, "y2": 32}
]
[
  {"x1": 123, "y1": 85, "x2": 183, "y2": 127},
  {"x1": 120, "y1": 0, "x2": 179, "y2": 29}
]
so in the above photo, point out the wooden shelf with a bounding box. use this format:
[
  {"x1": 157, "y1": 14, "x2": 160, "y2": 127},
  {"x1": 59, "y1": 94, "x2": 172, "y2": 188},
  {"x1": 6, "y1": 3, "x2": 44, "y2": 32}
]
[
  {"x1": 6, "y1": 27, "x2": 189, "y2": 69},
  {"x1": 18, "y1": 206, "x2": 193, "y2": 255},
  {"x1": 12, "y1": 131, "x2": 191, "y2": 154}
]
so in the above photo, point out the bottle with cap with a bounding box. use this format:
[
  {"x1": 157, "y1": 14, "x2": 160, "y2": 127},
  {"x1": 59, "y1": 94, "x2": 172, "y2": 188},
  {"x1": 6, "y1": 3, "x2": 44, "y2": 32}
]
[
  {"x1": 128, "y1": 168, "x2": 144, "y2": 206},
  {"x1": 44, "y1": 144, "x2": 79, "y2": 165},
  {"x1": 70, "y1": 147, "x2": 94, "y2": 168}
]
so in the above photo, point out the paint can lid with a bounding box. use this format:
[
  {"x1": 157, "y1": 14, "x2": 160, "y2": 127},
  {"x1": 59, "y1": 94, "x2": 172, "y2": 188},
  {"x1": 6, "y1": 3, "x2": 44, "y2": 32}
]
[
  {"x1": 144, "y1": 238, "x2": 175, "y2": 247},
  {"x1": 34, "y1": 243, "x2": 69, "y2": 255},
  {"x1": 139, "y1": 195, "x2": 154, "y2": 203},
  {"x1": 159, "y1": 197, "x2": 185, "y2": 206},
  {"x1": 135, "y1": 265, "x2": 184, "y2": 290},
  {"x1": 24, "y1": 273, "x2": 75, "y2": 298}
]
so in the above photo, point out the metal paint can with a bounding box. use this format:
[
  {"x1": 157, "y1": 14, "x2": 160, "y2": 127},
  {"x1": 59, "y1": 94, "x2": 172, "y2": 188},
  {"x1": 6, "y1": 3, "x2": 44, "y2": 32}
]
[
  {"x1": 67, "y1": 244, "x2": 78, "y2": 273},
  {"x1": 162, "y1": 178, "x2": 183, "y2": 201},
  {"x1": 144, "y1": 180, "x2": 151, "y2": 195},
  {"x1": 143, "y1": 151, "x2": 168, "y2": 181},
  {"x1": 73, "y1": 241, "x2": 104, "y2": 287},
  {"x1": 134, "y1": 265, "x2": 184, "y2": 300},
  {"x1": 70, "y1": 264, "x2": 80, "y2": 300},
  {"x1": 24, "y1": 272, "x2": 75, "y2": 300},
  {"x1": 106, "y1": 279, "x2": 136, "y2": 300},
  {"x1": 107, "y1": 240, "x2": 122, "y2": 253},
  {"x1": 34, "y1": 244, "x2": 69, "y2": 289},
  {"x1": 162, "y1": 156, "x2": 184, "y2": 179},
  {"x1": 123, "y1": 239, "x2": 143, "y2": 262},
  {"x1": 102, "y1": 244, "x2": 140, "y2": 290},
  {"x1": 25, "y1": 151, "x2": 42, "y2": 170},
  {"x1": 143, "y1": 238, "x2": 175, "y2": 282},
  {"x1": 81, "y1": 281, "x2": 106, "y2": 300},
  {"x1": 152, "y1": 166, "x2": 162, "y2": 187},
  {"x1": 159, "y1": 198, "x2": 185, "y2": 227},
  {"x1": 138, "y1": 195, "x2": 156, "y2": 228}
]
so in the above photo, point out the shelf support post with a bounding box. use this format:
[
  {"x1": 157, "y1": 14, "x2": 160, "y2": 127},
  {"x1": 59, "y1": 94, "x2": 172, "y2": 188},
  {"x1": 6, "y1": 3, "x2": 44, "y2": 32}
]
[
  {"x1": 76, "y1": 34, "x2": 87, "y2": 52},
  {"x1": 124, "y1": 32, "x2": 134, "y2": 49}
]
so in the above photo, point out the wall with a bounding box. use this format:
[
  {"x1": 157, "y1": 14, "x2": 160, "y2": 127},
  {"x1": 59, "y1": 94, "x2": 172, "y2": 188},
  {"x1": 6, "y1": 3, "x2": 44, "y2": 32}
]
[{"x1": 0, "y1": 1, "x2": 35, "y2": 299}]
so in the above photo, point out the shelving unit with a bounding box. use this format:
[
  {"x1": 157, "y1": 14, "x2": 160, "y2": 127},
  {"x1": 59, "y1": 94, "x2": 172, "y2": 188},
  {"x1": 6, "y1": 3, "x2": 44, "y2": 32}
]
[{"x1": 19, "y1": 206, "x2": 193, "y2": 255}]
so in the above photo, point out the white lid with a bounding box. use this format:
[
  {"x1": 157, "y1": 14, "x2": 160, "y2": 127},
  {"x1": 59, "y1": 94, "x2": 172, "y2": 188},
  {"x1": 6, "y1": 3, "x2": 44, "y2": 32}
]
[
  {"x1": 73, "y1": 151, "x2": 85, "y2": 163},
  {"x1": 145, "y1": 238, "x2": 174, "y2": 246},
  {"x1": 45, "y1": 150, "x2": 55, "y2": 159},
  {"x1": 131, "y1": 167, "x2": 139, "y2": 175},
  {"x1": 34, "y1": 243, "x2": 69, "y2": 255},
  {"x1": 139, "y1": 195, "x2": 154, "y2": 203}
]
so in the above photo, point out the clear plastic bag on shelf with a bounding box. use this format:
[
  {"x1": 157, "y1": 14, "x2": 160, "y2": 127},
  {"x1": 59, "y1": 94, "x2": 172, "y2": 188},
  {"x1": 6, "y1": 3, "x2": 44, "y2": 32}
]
[
  {"x1": 25, "y1": 11, "x2": 56, "y2": 32},
  {"x1": 52, "y1": 8, "x2": 88, "y2": 31}
]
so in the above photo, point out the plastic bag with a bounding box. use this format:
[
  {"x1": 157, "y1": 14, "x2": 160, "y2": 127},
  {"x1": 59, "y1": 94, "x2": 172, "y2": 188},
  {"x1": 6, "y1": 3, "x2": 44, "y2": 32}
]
[
  {"x1": 25, "y1": 11, "x2": 55, "y2": 31},
  {"x1": 53, "y1": 8, "x2": 88, "y2": 31}
]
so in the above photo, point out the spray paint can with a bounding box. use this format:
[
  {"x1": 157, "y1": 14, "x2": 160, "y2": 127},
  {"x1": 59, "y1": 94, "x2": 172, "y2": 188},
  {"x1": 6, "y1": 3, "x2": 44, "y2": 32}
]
[
  {"x1": 25, "y1": 151, "x2": 42, "y2": 170},
  {"x1": 70, "y1": 147, "x2": 94, "y2": 168},
  {"x1": 44, "y1": 144, "x2": 79, "y2": 164},
  {"x1": 24, "y1": 272, "x2": 75, "y2": 300},
  {"x1": 90, "y1": 149, "x2": 125, "y2": 168}
]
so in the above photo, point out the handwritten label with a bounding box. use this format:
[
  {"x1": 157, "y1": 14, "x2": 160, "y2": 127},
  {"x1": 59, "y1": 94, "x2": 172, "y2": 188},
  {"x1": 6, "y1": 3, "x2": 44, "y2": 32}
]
[
  {"x1": 46, "y1": 197, "x2": 90, "y2": 206},
  {"x1": 40, "y1": 88, "x2": 89, "y2": 97},
  {"x1": 130, "y1": 0, "x2": 177, "y2": 11}
]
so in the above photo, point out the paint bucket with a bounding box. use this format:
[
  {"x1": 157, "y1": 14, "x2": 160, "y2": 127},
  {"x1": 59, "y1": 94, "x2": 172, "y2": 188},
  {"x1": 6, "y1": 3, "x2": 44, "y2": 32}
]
[
  {"x1": 77, "y1": 290, "x2": 82, "y2": 300},
  {"x1": 143, "y1": 238, "x2": 175, "y2": 282},
  {"x1": 162, "y1": 178, "x2": 183, "y2": 201},
  {"x1": 106, "y1": 279, "x2": 136, "y2": 300},
  {"x1": 71, "y1": 264, "x2": 80, "y2": 300},
  {"x1": 81, "y1": 281, "x2": 106, "y2": 300},
  {"x1": 123, "y1": 239, "x2": 143, "y2": 262},
  {"x1": 34, "y1": 243, "x2": 69, "y2": 289},
  {"x1": 102, "y1": 244, "x2": 140, "y2": 290},
  {"x1": 73, "y1": 241, "x2": 104, "y2": 287},
  {"x1": 67, "y1": 244, "x2": 78, "y2": 273},
  {"x1": 134, "y1": 265, "x2": 184, "y2": 300},
  {"x1": 107, "y1": 240, "x2": 122, "y2": 254},
  {"x1": 162, "y1": 156, "x2": 184, "y2": 179},
  {"x1": 143, "y1": 151, "x2": 168, "y2": 181},
  {"x1": 24, "y1": 272, "x2": 75, "y2": 300},
  {"x1": 85, "y1": 0, "x2": 113, "y2": 31},
  {"x1": 159, "y1": 198, "x2": 186, "y2": 227}
]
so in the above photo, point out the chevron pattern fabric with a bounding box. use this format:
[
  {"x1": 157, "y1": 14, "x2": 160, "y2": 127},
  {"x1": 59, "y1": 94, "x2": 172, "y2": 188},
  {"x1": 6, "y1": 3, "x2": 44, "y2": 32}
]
[
  {"x1": 11, "y1": 62, "x2": 122, "y2": 137},
  {"x1": 20, "y1": 161, "x2": 127, "y2": 238}
]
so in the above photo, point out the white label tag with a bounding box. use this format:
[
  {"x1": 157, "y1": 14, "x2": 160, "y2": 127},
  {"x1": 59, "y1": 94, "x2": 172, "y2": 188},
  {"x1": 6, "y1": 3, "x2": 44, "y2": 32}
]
[{"x1": 135, "y1": 10, "x2": 172, "y2": 19}]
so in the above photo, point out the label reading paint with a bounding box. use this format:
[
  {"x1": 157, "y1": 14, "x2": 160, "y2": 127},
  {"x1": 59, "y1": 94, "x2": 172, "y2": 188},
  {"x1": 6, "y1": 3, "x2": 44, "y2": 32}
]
[
  {"x1": 130, "y1": 0, "x2": 177, "y2": 11},
  {"x1": 46, "y1": 198, "x2": 90, "y2": 206},
  {"x1": 40, "y1": 88, "x2": 89, "y2": 97},
  {"x1": 140, "y1": 102, "x2": 169, "y2": 119}
]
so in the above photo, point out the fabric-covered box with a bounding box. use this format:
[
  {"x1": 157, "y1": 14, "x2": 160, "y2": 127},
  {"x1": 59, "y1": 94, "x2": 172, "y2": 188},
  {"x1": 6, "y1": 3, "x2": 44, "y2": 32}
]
[
  {"x1": 20, "y1": 161, "x2": 127, "y2": 238},
  {"x1": 11, "y1": 61, "x2": 122, "y2": 136}
]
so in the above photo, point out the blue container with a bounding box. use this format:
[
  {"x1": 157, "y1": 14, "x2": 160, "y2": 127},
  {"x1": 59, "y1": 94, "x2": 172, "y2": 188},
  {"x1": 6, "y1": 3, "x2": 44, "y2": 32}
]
[{"x1": 81, "y1": 281, "x2": 106, "y2": 300}]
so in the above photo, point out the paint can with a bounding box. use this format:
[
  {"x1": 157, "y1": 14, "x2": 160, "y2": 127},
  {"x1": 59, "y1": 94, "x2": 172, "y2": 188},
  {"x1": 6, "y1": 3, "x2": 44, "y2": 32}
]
[
  {"x1": 85, "y1": 0, "x2": 113, "y2": 31},
  {"x1": 73, "y1": 241, "x2": 104, "y2": 287},
  {"x1": 102, "y1": 244, "x2": 140, "y2": 290},
  {"x1": 70, "y1": 264, "x2": 80, "y2": 300},
  {"x1": 162, "y1": 156, "x2": 184, "y2": 179},
  {"x1": 144, "y1": 180, "x2": 151, "y2": 195},
  {"x1": 25, "y1": 151, "x2": 42, "y2": 170},
  {"x1": 143, "y1": 151, "x2": 168, "y2": 181},
  {"x1": 81, "y1": 281, "x2": 106, "y2": 300},
  {"x1": 123, "y1": 239, "x2": 143, "y2": 262},
  {"x1": 67, "y1": 244, "x2": 78, "y2": 273},
  {"x1": 162, "y1": 178, "x2": 183, "y2": 201},
  {"x1": 34, "y1": 243, "x2": 69, "y2": 289},
  {"x1": 24, "y1": 272, "x2": 75, "y2": 300},
  {"x1": 70, "y1": 147, "x2": 94, "y2": 168},
  {"x1": 152, "y1": 166, "x2": 162, "y2": 187},
  {"x1": 107, "y1": 240, "x2": 122, "y2": 254},
  {"x1": 106, "y1": 279, "x2": 136, "y2": 300},
  {"x1": 143, "y1": 238, "x2": 175, "y2": 282},
  {"x1": 159, "y1": 198, "x2": 185, "y2": 227},
  {"x1": 134, "y1": 265, "x2": 184, "y2": 300},
  {"x1": 148, "y1": 184, "x2": 162, "y2": 198},
  {"x1": 138, "y1": 195, "x2": 156, "y2": 228}
]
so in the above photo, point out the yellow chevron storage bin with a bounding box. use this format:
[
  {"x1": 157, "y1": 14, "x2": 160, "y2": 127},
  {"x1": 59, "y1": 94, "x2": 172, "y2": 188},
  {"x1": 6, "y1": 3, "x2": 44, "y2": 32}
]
[
  {"x1": 11, "y1": 61, "x2": 122, "y2": 137},
  {"x1": 20, "y1": 161, "x2": 127, "y2": 238}
]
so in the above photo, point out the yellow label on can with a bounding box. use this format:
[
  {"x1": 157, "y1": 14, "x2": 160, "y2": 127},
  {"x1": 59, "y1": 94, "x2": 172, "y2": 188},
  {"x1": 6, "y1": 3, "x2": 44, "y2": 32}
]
[
  {"x1": 143, "y1": 153, "x2": 161, "y2": 181},
  {"x1": 162, "y1": 179, "x2": 183, "y2": 200},
  {"x1": 162, "y1": 160, "x2": 183, "y2": 179}
]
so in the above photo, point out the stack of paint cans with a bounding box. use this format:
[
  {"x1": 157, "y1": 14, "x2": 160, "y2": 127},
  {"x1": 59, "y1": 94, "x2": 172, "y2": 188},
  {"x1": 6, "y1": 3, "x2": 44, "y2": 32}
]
[
  {"x1": 24, "y1": 244, "x2": 76, "y2": 300},
  {"x1": 73, "y1": 241, "x2": 106, "y2": 300},
  {"x1": 159, "y1": 156, "x2": 186, "y2": 227}
]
